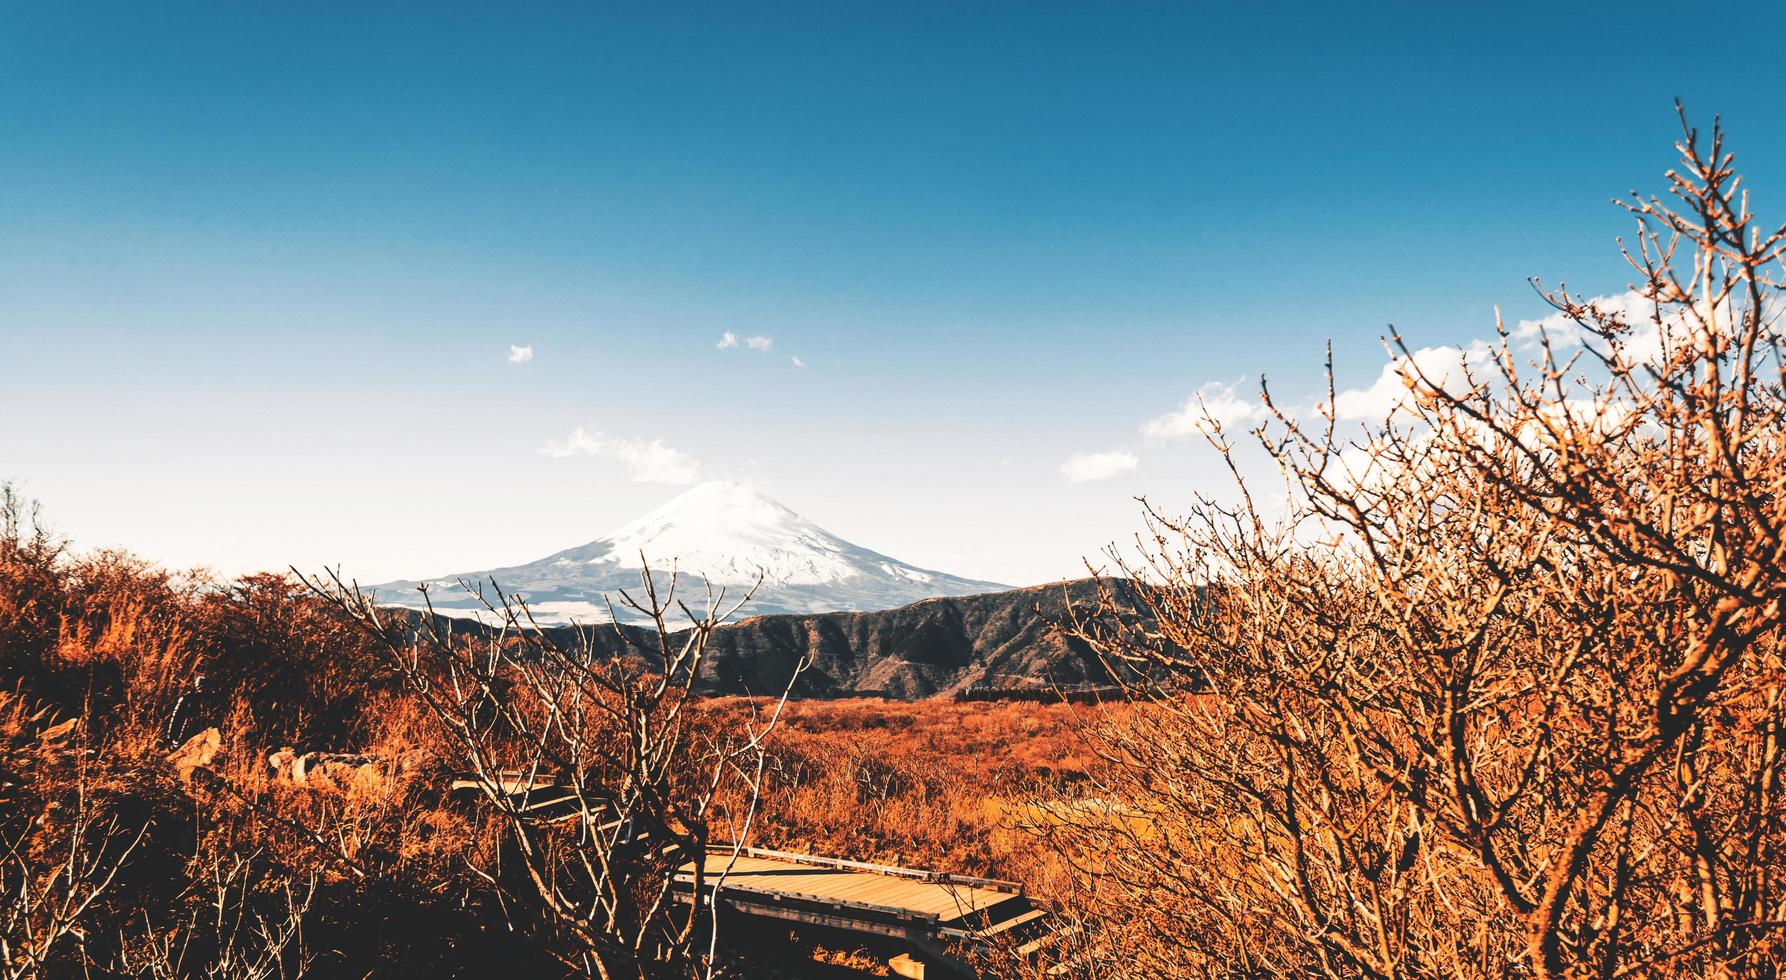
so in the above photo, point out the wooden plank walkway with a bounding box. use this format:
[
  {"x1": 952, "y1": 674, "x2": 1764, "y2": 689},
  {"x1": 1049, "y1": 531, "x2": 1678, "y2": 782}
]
[
  {"x1": 447, "y1": 775, "x2": 1065, "y2": 976},
  {"x1": 678, "y1": 849, "x2": 1024, "y2": 925}
]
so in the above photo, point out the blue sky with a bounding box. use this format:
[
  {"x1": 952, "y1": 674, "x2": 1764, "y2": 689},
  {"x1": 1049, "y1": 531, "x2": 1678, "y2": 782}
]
[{"x1": 4, "y1": 2, "x2": 1784, "y2": 585}]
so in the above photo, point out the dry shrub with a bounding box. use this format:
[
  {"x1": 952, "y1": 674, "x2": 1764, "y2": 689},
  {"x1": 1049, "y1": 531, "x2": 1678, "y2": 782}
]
[
  {"x1": 0, "y1": 694, "x2": 145, "y2": 979},
  {"x1": 0, "y1": 486, "x2": 548, "y2": 978},
  {"x1": 302, "y1": 569, "x2": 811, "y2": 979},
  {"x1": 1053, "y1": 110, "x2": 1786, "y2": 978}
]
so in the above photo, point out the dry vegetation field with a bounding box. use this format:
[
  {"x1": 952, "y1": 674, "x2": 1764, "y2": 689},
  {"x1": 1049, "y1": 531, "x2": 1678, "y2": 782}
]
[
  {"x1": 706, "y1": 696, "x2": 1102, "y2": 885},
  {"x1": 0, "y1": 514, "x2": 1113, "y2": 977}
]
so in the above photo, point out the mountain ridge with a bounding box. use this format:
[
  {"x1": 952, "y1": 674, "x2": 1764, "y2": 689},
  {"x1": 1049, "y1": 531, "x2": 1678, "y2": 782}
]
[
  {"x1": 540, "y1": 577, "x2": 1139, "y2": 699},
  {"x1": 367, "y1": 481, "x2": 1011, "y2": 625}
]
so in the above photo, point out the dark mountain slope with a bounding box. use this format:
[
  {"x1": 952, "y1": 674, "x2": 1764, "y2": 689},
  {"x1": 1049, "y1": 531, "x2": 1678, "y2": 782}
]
[{"x1": 539, "y1": 578, "x2": 1141, "y2": 699}]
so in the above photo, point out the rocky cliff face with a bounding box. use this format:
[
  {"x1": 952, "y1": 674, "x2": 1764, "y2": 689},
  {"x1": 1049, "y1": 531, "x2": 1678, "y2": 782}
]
[{"x1": 544, "y1": 577, "x2": 1139, "y2": 699}]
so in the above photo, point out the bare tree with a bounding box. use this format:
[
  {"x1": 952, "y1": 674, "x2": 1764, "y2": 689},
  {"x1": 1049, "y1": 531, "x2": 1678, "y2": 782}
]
[
  {"x1": 112, "y1": 852, "x2": 315, "y2": 980},
  {"x1": 302, "y1": 564, "x2": 806, "y2": 979},
  {"x1": 1048, "y1": 108, "x2": 1786, "y2": 978},
  {"x1": 0, "y1": 732, "x2": 144, "y2": 979},
  {"x1": 0, "y1": 483, "x2": 61, "y2": 569}
]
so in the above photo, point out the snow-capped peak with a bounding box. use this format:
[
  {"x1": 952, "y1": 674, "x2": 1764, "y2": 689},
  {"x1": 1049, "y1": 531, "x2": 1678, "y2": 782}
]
[
  {"x1": 606, "y1": 481, "x2": 804, "y2": 555},
  {"x1": 369, "y1": 480, "x2": 1010, "y2": 625}
]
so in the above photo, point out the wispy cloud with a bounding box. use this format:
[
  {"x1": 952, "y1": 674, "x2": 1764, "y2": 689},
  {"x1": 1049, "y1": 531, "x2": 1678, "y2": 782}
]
[
  {"x1": 1143, "y1": 379, "x2": 1263, "y2": 441},
  {"x1": 717, "y1": 331, "x2": 775, "y2": 354},
  {"x1": 507, "y1": 344, "x2": 534, "y2": 364},
  {"x1": 790, "y1": 355, "x2": 806, "y2": 368},
  {"x1": 540, "y1": 427, "x2": 701, "y2": 484},
  {"x1": 1060, "y1": 450, "x2": 1138, "y2": 483}
]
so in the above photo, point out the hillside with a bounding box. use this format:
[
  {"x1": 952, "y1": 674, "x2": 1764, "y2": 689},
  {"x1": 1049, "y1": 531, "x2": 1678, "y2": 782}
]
[{"x1": 546, "y1": 577, "x2": 1140, "y2": 699}]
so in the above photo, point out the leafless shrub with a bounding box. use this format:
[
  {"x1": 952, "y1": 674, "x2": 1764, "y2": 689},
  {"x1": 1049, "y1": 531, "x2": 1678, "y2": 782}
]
[
  {"x1": 1051, "y1": 108, "x2": 1786, "y2": 978},
  {"x1": 0, "y1": 733, "x2": 144, "y2": 979},
  {"x1": 112, "y1": 852, "x2": 315, "y2": 980},
  {"x1": 302, "y1": 564, "x2": 805, "y2": 979}
]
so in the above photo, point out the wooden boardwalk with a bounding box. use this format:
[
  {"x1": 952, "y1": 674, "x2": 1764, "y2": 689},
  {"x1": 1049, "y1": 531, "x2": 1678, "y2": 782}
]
[
  {"x1": 678, "y1": 849, "x2": 1024, "y2": 925},
  {"x1": 674, "y1": 847, "x2": 1060, "y2": 977},
  {"x1": 448, "y1": 777, "x2": 1065, "y2": 977}
]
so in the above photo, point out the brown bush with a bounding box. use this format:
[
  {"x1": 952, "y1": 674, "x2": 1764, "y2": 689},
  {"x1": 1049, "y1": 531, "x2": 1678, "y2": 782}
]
[
  {"x1": 0, "y1": 485, "x2": 554, "y2": 978},
  {"x1": 1054, "y1": 109, "x2": 1786, "y2": 978}
]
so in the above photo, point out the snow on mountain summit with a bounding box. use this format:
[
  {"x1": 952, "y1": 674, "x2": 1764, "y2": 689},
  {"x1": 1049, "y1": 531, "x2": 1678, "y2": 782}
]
[
  {"x1": 570, "y1": 480, "x2": 867, "y2": 585},
  {"x1": 368, "y1": 481, "x2": 1010, "y2": 625}
]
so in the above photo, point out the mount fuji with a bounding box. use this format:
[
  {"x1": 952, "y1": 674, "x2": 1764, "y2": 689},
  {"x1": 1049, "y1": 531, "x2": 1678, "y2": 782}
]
[{"x1": 366, "y1": 481, "x2": 1011, "y2": 625}]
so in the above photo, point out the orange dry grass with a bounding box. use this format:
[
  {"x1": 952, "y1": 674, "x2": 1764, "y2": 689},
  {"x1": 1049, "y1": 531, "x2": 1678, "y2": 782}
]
[{"x1": 703, "y1": 696, "x2": 1119, "y2": 901}]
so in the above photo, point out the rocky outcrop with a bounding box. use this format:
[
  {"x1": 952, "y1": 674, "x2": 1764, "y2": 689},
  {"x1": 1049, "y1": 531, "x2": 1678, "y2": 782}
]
[
  {"x1": 267, "y1": 748, "x2": 421, "y2": 795},
  {"x1": 165, "y1": 726, "x2": 221, "y2": 784},
  {"x1": 544, "y1": 578, "x2": 1147, "y2": 700}
]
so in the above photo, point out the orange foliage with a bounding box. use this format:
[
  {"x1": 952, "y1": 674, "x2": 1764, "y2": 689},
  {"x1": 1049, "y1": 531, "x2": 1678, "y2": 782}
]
[{"x1": 703, "y1": 696, "x2": 1115, "y2": 905}]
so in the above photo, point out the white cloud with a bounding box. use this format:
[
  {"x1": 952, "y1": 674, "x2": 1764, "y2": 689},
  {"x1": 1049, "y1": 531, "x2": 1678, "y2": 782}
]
[
  {"x1": 1333, "y1": 343, "x2": 1494, "y2": 420},
  {"x1": 540, "y1": 427, "x2": 702, "y2": 485},
  {"x1": 606, "y1": 439, "x2": 702, "y2": 485},
  {"x1": 508, "y1": 344, "x2": 534, "y2": 364},
  {"x1": 791, "y1": 356, "x2": 806, "y2": 368},
  {"x1": 1328, "y1": 290, "x2": 1705, "y2": 425},
  {"x1": 1511, "y1": 291, "x2": 1651, "y2": 352},
  {"x1": 1060, "y1": 450, "x2": 1139, "y2": 483},
  {"x1": 1506, "y1": 290, "x2": 1781, "y2": 370},
  {"x1": 539, "y1": 429, "x2": 603, "y2": 459},
  {"x1": 1143, "y1": 379, "x2": 1264, "y2": 441},
  {"x1": 717, "y1": 331, "x2": 775, "y2": 353}
]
